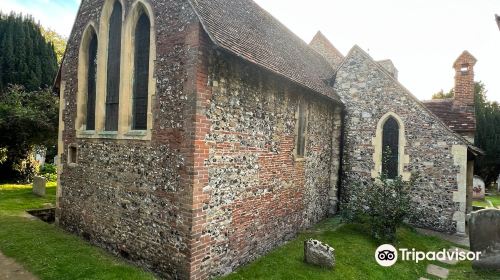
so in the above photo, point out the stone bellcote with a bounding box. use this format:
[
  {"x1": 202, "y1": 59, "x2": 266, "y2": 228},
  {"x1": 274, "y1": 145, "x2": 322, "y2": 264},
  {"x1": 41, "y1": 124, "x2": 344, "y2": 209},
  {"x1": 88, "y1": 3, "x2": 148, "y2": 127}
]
[{"x1": 453, "y1": 51, "x2": 477, "y2": 114}]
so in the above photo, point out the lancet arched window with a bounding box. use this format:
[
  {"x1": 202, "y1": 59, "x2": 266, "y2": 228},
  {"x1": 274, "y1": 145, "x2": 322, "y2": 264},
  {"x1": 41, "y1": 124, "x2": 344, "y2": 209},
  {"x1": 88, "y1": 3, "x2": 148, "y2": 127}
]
[
  {"x1": 132, "y1": 11, "x2": 151, "y2": 130},
  {"x1": 86, "y1": 32, "x2": 98, "y2": 130},
  {"x1": 104, "y1": 0, "x2": 122, "y2": 131},
  {"x1": 382, "y1": 117, "x2": 399, "y2": 179}
]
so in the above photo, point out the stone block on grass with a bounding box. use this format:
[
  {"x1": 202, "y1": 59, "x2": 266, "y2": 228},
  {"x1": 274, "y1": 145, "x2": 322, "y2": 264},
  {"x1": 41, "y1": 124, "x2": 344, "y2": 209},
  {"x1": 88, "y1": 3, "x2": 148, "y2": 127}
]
[
  {"x1": 304, "y1": 239, "x2": 335, "y2": 269},
  {"x1": 32, "y1": 176, "x2": 46, "y2": 197}
]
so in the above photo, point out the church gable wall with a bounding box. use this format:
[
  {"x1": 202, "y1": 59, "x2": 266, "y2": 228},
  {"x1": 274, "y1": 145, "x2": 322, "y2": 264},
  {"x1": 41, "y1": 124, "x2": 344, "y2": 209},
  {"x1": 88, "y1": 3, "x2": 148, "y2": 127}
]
[
  {"x1": 57, "y1": 0, "x2": 202, "y2": 278},
  {"x1": 334, "y1": 46, "x2": 466, "y2": 233}
]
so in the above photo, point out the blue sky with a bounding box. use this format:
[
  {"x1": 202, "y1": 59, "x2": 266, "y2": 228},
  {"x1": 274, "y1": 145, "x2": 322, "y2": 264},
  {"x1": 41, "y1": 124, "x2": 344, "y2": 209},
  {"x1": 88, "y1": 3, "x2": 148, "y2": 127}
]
[
  {"x1": 0, "y1": 0, "x2": 80, "y2": 36},
  {"x1": 1, "y1": 0, "x2": 499, "y2": 102}
]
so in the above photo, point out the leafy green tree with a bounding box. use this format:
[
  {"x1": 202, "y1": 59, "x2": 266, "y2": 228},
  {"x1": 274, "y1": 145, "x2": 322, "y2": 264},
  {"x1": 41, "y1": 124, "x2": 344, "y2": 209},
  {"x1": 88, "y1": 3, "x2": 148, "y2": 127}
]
[
  {"x1": 0, "y1": 85, "x2": 59, "y2": 182},
  {"x1": 432, "y1": 88, "x2": 454, "y2": 99},
  {"x1": 40, "y1": 27, "x2": 67, "y2": 64}
]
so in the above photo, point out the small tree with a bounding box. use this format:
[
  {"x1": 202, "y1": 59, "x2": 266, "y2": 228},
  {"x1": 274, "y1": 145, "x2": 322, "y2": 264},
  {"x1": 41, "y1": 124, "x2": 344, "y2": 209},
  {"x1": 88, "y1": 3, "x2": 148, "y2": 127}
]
[
  {"x1": 0, "y1": 85, "x2": 59, "y2": 182},
  {"x1": 367, "y1": 173, "x2": 412, "y2": 243},
  {"x1": 342, "y1": 151, "x2": 414, "y2": 243}
]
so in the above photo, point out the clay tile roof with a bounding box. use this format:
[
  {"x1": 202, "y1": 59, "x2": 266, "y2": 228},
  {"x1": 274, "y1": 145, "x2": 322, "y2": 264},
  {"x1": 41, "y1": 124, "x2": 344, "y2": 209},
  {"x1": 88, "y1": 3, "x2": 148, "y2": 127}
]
[
  {"x1": 188, "y1": 0, "x2": 340, "y2": 102},
  {"x1": 309, "y1": 31, "x2": 344, "y2": 69},
  {"x1": 422, "y1": 99, "x2": 476, "y2": 132}
]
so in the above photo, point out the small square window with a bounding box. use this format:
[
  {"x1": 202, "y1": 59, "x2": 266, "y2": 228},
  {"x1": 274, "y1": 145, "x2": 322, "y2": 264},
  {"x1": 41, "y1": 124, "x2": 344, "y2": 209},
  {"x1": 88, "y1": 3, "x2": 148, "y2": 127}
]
[
  {"x1": 68, "y1": 145, "x2": 78, "y2": 165},
  {"x1": 461, "y1": 64, "x2": 469, "y2": 74}
]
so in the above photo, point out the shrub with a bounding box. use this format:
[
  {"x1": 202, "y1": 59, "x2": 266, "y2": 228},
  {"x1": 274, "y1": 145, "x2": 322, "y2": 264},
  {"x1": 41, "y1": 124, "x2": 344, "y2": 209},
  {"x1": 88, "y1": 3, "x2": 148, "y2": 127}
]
[
  {"x1": 39, "y1": 163, "x2": 57, "y2": 182},
  {"x1": 342, "y1": 173, "x2": 414, "y2": 243}
]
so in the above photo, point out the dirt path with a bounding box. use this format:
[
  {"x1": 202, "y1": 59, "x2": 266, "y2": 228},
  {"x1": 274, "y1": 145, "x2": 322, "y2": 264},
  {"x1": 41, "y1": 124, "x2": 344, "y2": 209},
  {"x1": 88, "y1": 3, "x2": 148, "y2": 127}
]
[{"x1": 0, "y1": 251, "x2": 38, "y2": 280}]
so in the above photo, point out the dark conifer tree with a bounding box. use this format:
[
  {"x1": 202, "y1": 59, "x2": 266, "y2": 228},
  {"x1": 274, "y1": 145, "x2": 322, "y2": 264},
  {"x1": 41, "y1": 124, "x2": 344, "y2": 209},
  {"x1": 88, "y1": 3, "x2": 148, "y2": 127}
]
[{"x1": 0, "y1": 12, "x2": 58, "y2": 91}]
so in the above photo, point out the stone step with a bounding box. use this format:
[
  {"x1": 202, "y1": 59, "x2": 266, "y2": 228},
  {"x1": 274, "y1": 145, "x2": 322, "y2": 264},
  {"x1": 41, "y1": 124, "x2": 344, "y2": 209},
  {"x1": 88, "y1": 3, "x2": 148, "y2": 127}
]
[{"x1": 426, "y1": 264, "x2": 449, "y2": 279}]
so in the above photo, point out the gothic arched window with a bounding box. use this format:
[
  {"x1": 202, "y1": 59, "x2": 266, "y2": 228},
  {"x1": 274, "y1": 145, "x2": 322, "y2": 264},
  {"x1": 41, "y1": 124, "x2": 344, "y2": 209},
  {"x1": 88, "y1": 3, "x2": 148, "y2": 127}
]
[
  {"x1": 132, "y1": 12, "x2": 151, "y2": 130},
  {"x1": 105, "y1": 0, "x2": 122, "y2": 131},
  {"x1": 86, "y1": 32, "x2": 98, "y2": 130},
  {"x1": 382, "y1": 117, "x2": 399, "y2": 179}
]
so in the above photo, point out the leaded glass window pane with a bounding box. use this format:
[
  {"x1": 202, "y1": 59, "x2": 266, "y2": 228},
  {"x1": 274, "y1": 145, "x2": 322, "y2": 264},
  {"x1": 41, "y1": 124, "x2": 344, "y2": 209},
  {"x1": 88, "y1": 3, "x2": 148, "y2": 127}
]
[
  {"x1": 132, "y1": 12, "x2": 150, "y2": 130},
  {"x1": 296, "y1": 102, "x2": 307, "y2": 157},
  {"x1": 105, "y1": 1, "x2": 122, "y2": 131},
  {"x1": 382, "y1": 117, "x2": 399, "y2": 179},
  {"x1": 86, "y1": 32, "x2": 98, "y2": 131}
]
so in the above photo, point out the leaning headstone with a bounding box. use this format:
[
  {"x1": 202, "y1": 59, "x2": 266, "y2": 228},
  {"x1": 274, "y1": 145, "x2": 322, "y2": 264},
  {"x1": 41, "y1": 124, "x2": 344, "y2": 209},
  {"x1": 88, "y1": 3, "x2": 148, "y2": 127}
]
[
  {"x1": 304, "y1": 239, "x2": 335, "y2": 269},
  {"x1": 469, "y1": 209, "x2": 500, "y2": 270},
  {"x1": 32, "y1": 176, "x2": 46, "y2": 197},
  {"x1": 472, "y1": 176, "x2": 485, "y2": 200}
]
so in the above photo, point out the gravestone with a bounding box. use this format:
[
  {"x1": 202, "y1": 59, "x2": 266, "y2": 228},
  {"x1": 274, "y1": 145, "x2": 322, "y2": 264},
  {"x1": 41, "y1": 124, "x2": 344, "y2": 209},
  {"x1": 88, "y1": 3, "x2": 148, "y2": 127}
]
[
  {"x1": 304, "y1": 239, "x2": 335, "y2": 269},
  {"x1": 497, "y1": 174, "x2": 500, "y2": 192},
  {"x1": 469, "y1": 209, "x2": 500, "y2": 270},
  {"x1": 472, "y1": 176, "x2": 485, "y2": 200},
  {"x1": 32, "y1": 176, "x2": 46, "y2": 197}
]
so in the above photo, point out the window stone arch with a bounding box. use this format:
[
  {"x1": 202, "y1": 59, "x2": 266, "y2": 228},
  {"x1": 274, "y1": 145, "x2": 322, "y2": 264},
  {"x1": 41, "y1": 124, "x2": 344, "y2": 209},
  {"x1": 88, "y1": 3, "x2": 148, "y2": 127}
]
[
  {"x1": 382, "y1": 116, "x2": 399, "y2": 178},
  {"x1": 93, "y1": 0, "x2": 126, "y2": 136},
  {"x1": 76, "y1": 22, "x2": 98, "y2": 133},
  {"x1": 104, "y1": 0, "x2": 123, "y2": 131},
  {"x1": 371, "y1": 112, "x2": 410, "y2": 180},
  {"x1": 120, "y1": 0, "x2": 156, "y2": 138}
]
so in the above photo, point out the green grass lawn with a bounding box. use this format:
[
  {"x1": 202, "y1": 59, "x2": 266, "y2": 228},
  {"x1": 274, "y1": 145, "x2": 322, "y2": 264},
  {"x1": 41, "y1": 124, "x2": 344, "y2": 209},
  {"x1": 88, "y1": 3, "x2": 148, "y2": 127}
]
[
  {"x1": 487, "y1": 194, "x2": 500, "y2": 208},
  {"x1": 1, "y1": 183, "x2": 499, "y2": 280},
  {"x1": 0, "y1": 183, "x2": 156, "y2": 280},
  {"x1": 472, "y1": 199, "x2": 490, "y2": 208},
  {"x1": 222, "y1": 219, "x2": 499, "y2": 280},
  {"x1": 0, "y1": 183, "x2": 57, "y2": 215},
  {"x1": 473, "y1": 194, "x2": 500, "y2": 209}
]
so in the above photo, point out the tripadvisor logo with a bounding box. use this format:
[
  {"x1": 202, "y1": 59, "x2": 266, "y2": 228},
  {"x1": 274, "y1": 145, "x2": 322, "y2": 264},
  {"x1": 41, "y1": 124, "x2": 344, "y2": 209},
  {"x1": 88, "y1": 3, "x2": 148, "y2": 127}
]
[
  {"x1": 375, "y1": 244, "x2": 481, "y2": 267},
  {"x1": 375, "y1": 244, "x2": 398, "y2": 267}
]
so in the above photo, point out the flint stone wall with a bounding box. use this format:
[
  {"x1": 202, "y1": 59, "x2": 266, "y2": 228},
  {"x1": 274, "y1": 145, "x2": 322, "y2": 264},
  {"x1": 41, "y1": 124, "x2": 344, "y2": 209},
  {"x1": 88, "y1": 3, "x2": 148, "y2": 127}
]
[
  {"x1": 57, "y1": 0, "x2": 342, "y2": 279},
  {"x1": 334, "y1": 47, "x2": 466, "y2": 233},
  {"x1": 57, "y1": 0, "x2": 201, "y2": 278},
  {"x1": 188, "y1": 47, "x2": 343, "y2": 278}
]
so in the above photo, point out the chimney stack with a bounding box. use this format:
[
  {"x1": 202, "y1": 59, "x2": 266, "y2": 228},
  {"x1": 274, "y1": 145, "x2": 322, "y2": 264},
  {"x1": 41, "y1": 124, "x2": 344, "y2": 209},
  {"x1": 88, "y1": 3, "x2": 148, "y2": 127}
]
[{"x1": 453, "y1": 51, "x2": 477, "y2": 114}]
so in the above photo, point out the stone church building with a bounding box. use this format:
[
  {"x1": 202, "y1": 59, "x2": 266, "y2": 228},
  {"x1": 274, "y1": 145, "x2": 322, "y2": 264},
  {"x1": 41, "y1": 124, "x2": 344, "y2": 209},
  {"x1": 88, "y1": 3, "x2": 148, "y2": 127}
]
[{"x1": 55, "y1": 0, "x2": 481, "y2": 278}]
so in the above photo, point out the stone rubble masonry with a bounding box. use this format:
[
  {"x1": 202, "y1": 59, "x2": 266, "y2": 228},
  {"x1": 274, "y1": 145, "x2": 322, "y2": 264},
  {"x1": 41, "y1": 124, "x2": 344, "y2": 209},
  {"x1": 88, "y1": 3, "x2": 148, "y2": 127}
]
[
  {"x1": 334, "y1": 46, "x2": 468, "y2": 233},
  {"x1": 377, "y1": 59, "x2": 398, "y2": 80},
  {"x1": 58, "y1": 0, "x2": 202, "y2": 279},
  {"x1": 189, "y1": 39, "x2": 342, "y2": 279},
  {"x1": 304, "y1": 239, "x2": 336, "y2": 269},
  {"x1": 57, "y1": 0, "x2": 342, "y2": 279}
]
